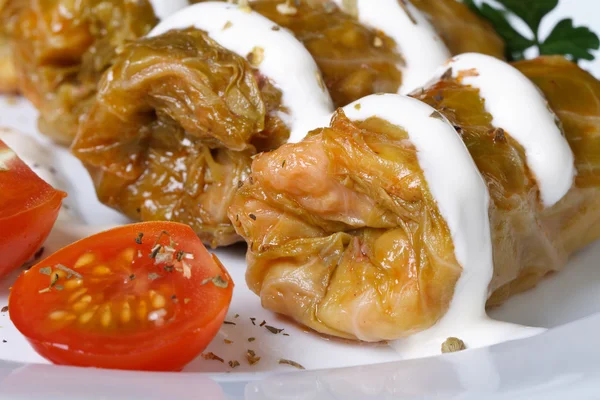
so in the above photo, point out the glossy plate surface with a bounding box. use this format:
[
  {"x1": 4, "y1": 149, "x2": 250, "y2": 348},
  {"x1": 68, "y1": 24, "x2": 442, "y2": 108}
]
[{"x1": 1, "y1": 1, "x2": 600, "y2": 398}]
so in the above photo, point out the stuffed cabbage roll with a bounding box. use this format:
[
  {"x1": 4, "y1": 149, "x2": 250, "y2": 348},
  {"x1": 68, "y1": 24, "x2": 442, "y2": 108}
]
[
  {"x1": 6, "y1": 0, "x2": 157, "y2": 144},
  {"x1": 71, "y1": 0, "x2": 336, "y2": 247},
  {"x1": 229, "y1": 55, "x2": 600, "y2": 343}
]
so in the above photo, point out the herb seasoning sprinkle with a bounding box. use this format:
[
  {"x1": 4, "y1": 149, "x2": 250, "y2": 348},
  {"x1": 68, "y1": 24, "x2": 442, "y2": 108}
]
[
  {"x1": 265, "y1": 325, "x2": 284, "y2": 334},
  {"x1": 278, "y1": 359, "x2": 305, "y2": 370},
  {"x1": 202, "y1": 352, "x2": 224, "y2": 363},
  {"x1": 441, "y1": 337, "x2": 466, "y2": 353},
  {"x1": 246, "y1": 349, "x2": 261, "y2": 365}
]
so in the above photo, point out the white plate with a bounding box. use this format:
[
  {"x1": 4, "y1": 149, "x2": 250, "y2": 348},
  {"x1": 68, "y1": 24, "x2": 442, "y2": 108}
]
[{"x1": 1, "y1": 1, "x2": 600, "y2": 398}]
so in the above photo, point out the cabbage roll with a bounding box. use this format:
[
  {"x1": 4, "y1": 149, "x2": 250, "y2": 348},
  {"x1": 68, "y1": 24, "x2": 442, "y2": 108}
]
[
  {"x1": 6, "y1": 0, "x2": 157, "y2": 144},
  {"x1": 72, "y1": 28, "x2": 291, "y2": 247},
  {"x1": 229, "y1": 55, "x2": 600, "y2": 341}
]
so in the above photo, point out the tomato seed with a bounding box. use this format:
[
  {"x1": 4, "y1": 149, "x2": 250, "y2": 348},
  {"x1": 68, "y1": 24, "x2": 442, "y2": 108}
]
[
  {"x1": 68, "y1": 288, "x2": 88, "y2": 303},
  {"x1": 53, "y1": 269, "x2": 67, "y2": 280},
  {"x1": 74, "y1": 253, "x2": 95, "y2": 269},
  {"x1": 49, "y1": 310, "x2": 72, "y2": 321},
  {"x1": 64, "y1": 279, "x2": 83, "y2": 290},
  {"x1": 72, "y1": 295, "x2": 92, "y2": 312},
  {"x1": 92, "y1": 266, "x2": 111, "y2": 276},
  {"x1": 101, "y1": 306, "x2": 112, "y2": 328},
  {"x1": 137, "y1": 300, "x2": 148, "y2": 321},
  {"x1": 151, "y1": 293, "x2": 166, "y2": 309},
  {"x1": 78, "y1": 310, "x2": 95, "y2": 324},
  {"x1": 120, "y1": 302, "x2": 131, "y2": 323},
  {"x1": 120, "y1": 248, "x2": 135, "y2": 264}
]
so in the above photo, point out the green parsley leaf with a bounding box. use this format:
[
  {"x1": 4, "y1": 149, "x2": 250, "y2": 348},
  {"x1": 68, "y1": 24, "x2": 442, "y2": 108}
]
[
  {"x1": 466, "y1": 0, "x2": 599, "y2": 64},
  {"x1": 465, "y1": 0, "x2": 534, "y2": 60},
  {"x1": 540, "y1": 18, "x2": 600, "y2": 61},
  {"x1": 496, "y1": 0, "x2": 558, "y2": 35}
]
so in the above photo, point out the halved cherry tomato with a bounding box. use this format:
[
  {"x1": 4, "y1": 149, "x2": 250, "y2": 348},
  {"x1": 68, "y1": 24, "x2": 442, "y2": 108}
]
[
  {"x1": 9, "y1": 222, "x2": 234, "y2": 371},
  {"x1": 0, "y1": 140, "x2": 65, "y2": 277}
]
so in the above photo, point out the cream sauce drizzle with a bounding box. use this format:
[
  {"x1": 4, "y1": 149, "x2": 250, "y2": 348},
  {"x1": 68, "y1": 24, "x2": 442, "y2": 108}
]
[
  {"x1": 149, "y1": 2, "x2": 334, "y2": 139},
  {"x1": 338, "y1": 94, "x2": 545, "y2": 356},
  {"x1": 331, "y1": 0, "x2": 450, "y2": 94},
  {"x1": 437, "y1": 53, "x2": 575, "y2": 207}
]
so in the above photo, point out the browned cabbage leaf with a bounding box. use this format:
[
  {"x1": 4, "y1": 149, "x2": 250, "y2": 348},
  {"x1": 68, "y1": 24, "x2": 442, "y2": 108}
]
[
  {"x1": 6, "y1": 0, "x2": 157, "y2": 144},
  {"x1": 229, "y1": 56, "x2": 600, "y2": 341},
  {"x1": 72, "y1": 29, "x2": 289, "y2": 248},
  {"x1": 0, "y1": 35, "x2": 17, "y2": 93},
  {"x1": 411, "y1": 0, "x2": 505, "y2": 57},
  {"x1": 0, "y1": 0, "x2": 18, "y2": 93}
]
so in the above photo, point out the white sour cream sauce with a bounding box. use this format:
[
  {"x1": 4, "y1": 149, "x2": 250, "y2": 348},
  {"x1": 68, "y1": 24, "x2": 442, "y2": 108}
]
[
  {"x1": 148, "y1": 0, "x2": 190, "y2": 20},
  {"x1": 436, "y1": 53, "x2": 575, "y2": 207},
  {"x1": 149, "y1": 2, "x2": 334, "y2": 140},
  {"x1": 331, "y1": 0, "x2": 451, "y2": 94},
  {"x1": 336, "y1": 93, "x2": 548, "y2": 358}
]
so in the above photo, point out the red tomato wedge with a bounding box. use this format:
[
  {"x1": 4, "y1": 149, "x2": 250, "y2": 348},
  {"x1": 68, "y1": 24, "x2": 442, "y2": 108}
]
[
  {"x1": 0, "y1": 140, "x2": 65, "y2": 277},
  {"x1": 9, "y1": 222, "x2": 234, "y2": 371}
]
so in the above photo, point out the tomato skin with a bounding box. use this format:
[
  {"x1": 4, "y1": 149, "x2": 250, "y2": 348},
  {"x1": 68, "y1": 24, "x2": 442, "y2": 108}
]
[
  {"x1": 0, "y1": 140, "x2": 65, "y2": 277},
  {"x1": 9, "y1": 222, "x2": 234, "y2": 371},
  {"x1": 26, "y1": 306, "x2": 226, "y2": 371}
]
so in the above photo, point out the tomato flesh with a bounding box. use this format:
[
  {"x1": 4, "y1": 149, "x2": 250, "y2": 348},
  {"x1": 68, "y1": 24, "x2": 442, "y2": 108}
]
[
  {"x1": 9, "y1": 222, "x2": 234, "y2": 371},
  {"x1": 0, "y1": 140, "x2": 65, "y2": 277}
]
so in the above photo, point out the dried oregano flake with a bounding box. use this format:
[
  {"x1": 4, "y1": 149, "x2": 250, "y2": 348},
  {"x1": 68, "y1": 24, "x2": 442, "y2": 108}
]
[
  {"x1": 278, "y1": 359, "x2": 305, "y2": 370},
  {"x1": 441, "y1": 337, "x2": 466, "y2": 353},
  {"x1": 202, "y1": 352, "x2": 224, "y2": 363},
  {"x1": 201, "y1": 275, "x2": 229, "y2": 289},
  {"x1": 246, "y1": 349, "x2": 261, "y2": 365}
]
